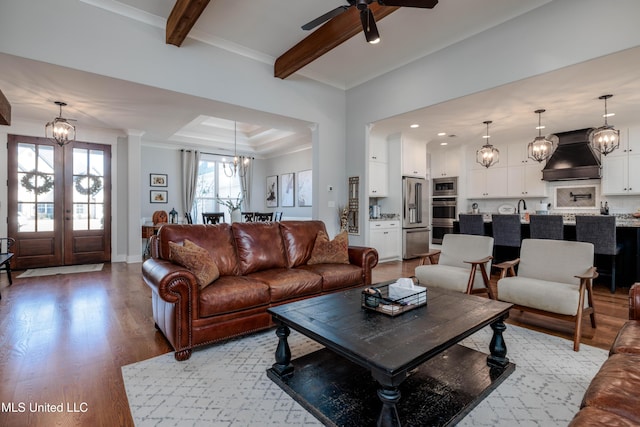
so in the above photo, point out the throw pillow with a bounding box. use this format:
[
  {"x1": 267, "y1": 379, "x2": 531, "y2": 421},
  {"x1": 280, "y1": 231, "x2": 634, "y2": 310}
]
[
  {"x1": 307, "y1": 230, "x2": 349, "y2": 265},
  {"x1": 169, "y1": 239, "x2": 220, "y2": 289}
]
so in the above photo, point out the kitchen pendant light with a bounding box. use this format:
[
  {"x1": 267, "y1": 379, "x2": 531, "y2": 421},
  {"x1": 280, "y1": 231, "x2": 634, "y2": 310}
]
[
  {"x1": 222, "y1": 122, "x2": 250, "y2": 178},
  {"x1": 476, "y1": 120, "x2": 500, "y2": 168},
  {"x1": 45, "y1": 101, "x2": 76, "y2": 146},
  {"x1": 527, "y1": 109, "x2": 554, "y2": 162},
  {"x1": 591, "y1": 94, "x2": 620, "y2": 156}
]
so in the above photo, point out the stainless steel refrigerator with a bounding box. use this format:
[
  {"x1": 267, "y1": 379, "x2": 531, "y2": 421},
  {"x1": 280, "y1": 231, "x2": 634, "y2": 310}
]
[{"x1": 402, "y1": 176, "x2": 429, "y2": 259}]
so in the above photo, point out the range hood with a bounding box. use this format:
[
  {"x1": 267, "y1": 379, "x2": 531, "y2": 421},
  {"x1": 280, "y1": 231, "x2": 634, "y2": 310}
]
[{"x1": 542, "y1": 128, "x2": 601, "y2": 181}]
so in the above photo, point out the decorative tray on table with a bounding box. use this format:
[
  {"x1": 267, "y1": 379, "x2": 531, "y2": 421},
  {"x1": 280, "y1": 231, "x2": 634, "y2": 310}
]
[{"x1": 361, "y1": 278, "x2": 427, "y2": 317}]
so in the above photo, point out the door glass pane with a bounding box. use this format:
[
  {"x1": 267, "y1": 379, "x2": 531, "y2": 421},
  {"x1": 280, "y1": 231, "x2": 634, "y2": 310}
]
[
  {"x1": 16, "y1": 143, "x2": 56, "y2": 232},
  {"x1": 73, "y1": 148, "x2": 105, "y2": 230}
]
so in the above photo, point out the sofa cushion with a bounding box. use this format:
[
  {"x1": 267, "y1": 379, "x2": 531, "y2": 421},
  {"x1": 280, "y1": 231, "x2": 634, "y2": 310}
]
[
  {"x1": 415, "y1": 264, "x2": 489, "y2": 293},
  {"x1": 232, "y1": 222, "x2": 288, "y2": 275},
  {"x1": 497, "y1": 276, "x2": 588, "y2": 316},
  {"x1": 298, "y1": 263, "x2": 362, "y2": 292},
  {"x1": 610, "y1": 320, "x2": 640, "y2": 355},
  {"x1": 279, "y1": 220, "x2": 327, "y2": 267},
  {"x1": 581, "y1": 353, "x2": 640, "y2": 424},
  {"x1": 307, "y1": 230, "x2": 349, "y2": 265},
  {"x1": 518, "y1": 239, "x2": 594, "y2": 285},
  {"x1": 199, "y1": 276, "x2": 270, "y2": 318},
  {"x1": 158, "y1": 224, "x2": 240, "y2": 276},
  {"x1": 439, "y1": 234, "x2": 494, "y2": 272},
  {"x1": 248, "y1": 268, "x2": 322, "y2": 302},
  {"x1": 169, "y1": 239, "x2": 220, "y2": 289},
  {"x1": 569, "y1": 406, "x2": 639, "y2": 427}
]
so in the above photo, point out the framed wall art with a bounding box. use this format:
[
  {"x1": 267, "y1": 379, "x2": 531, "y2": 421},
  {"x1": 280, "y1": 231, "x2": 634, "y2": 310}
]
[
  {"x1": 297, "y1": 169, "x2": 312, "y2": 207},
  {"x1": 280, "y1": 173, "x2": 294, "y2": 207},
  {"x1": 150, "y1": 190, "x2": 168, "y2": 203},
  {"x1": 150, "y1": 173, "x2": 168, "y2": 187},
  {"x1": 266, "y1": 175, "x2": 278, "y2": 207}
]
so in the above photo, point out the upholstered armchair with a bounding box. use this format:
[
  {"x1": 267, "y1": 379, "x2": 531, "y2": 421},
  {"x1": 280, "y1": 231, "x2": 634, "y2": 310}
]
[
  {"x1": 414, "y1": 234, "x2": 494, "y2": 299},
  {"x1": 495, "y1": 238, "x2": 598, "y2": 351}
]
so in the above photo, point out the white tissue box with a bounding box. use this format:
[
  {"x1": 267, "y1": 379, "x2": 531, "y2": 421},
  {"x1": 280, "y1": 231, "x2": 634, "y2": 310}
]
[{"x1": 388, "y1": 281, "x2": 427, "y2": 306}]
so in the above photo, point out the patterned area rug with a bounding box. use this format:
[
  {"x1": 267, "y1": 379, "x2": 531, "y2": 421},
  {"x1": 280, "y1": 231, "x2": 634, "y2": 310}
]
[
  {"x1": 122, "y1": 324, "x2": 607, "y2": 426},
  {"x1": 16, "y1": 263, "x2": 104, "y2": 278}
]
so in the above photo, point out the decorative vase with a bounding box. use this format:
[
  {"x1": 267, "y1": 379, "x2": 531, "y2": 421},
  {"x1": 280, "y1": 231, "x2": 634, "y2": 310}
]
[{"x1": 230, "y1": 209, "x2": 241, "y2": 223}]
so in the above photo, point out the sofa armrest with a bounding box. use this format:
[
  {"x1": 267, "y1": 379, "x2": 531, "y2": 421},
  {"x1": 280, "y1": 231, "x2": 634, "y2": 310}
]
[
  {"x1": 575, "y1": 267, "x2": 599, "y2": 281},
  {"x1": 463, "y1": 255, "x2": 493, "y2": 266},
  {"x1": 142, "y1": 258, "x2": 199, "y2": 305},
  {"x1": 630, "y1": 283, "x2": 640, "y2": 320},
  {"x1": 418, "y1": 249, "x2": 441, "y2": 266},
  {"x1": 348, "y1": 246, "x2": 379, "y2": 286},
  {"x1": 494, "y1": 258, "x2": 520, "y2": 279}
]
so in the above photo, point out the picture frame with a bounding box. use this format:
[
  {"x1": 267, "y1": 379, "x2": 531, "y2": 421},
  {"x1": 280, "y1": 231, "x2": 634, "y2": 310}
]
[
  {"x1": 150, "y1": 173, "x2": 168, "y2": 187},
  {"x1": 280, "y1": 173, "x2": 295, "y2": 207},
  {"x1": 266, "y1": 175, "x2": 278, "y2": 207},
  {"x1": 297, "y1": 169, "x2": 312, "y2": 207},
  {"x1": 150, "y1": 190, "x2": 168, "y2": 203}
]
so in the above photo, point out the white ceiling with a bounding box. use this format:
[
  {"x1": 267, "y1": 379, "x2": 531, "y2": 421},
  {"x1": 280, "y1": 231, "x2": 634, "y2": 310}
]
[{"x1": 2, "y1": 0, "x2": 640, "y2": 157}]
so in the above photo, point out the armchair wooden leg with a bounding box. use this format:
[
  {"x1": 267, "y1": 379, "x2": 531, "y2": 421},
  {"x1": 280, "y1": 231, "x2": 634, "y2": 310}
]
[
  {"x1": 479, "y1": 264, "x2": 495, "y2": 300},
  {"x1": 466, "y1": 265, "x2": 477, "y2": 295}
]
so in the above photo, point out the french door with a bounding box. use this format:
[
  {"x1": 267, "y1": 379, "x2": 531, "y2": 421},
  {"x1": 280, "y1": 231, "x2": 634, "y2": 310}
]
[{"x1": 7, "y1": 135, "x2": 111, "y2": 269}]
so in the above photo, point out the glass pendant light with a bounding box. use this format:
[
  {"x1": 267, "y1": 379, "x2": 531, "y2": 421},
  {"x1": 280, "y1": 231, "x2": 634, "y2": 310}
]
[
  {"x1": 527, "y1": 109, "x2": 554, "y2": 162},
  {"x1": 45, "y1": 101, "x2": 76, "y2": 146},
  {"x1": 476, "y1": 120, "x2": 500, "y2": 168},
  {"x1": 591, "y1": 94, "x2": 619, "y2": 156}
]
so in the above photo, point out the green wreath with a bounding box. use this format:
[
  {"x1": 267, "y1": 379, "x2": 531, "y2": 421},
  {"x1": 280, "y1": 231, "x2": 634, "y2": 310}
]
[
  {"x1": 75, "y1": 175, "x2": 103, "y2": 196},
  {"x1": 21, "y1": 170, "x2": 54, "y2": 195}
]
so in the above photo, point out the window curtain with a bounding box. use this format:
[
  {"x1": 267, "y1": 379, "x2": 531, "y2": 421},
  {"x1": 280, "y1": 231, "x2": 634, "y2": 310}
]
[
  {"x1": 240, "y1": 159, "x2": 253, "y2": 210},
  {"x1": 181, "y1": 149, "x2": 200, "y2": 218}
]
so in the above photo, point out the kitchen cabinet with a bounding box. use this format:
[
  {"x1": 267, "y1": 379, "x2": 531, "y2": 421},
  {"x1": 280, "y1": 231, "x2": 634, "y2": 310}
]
[
  {"x1": 602, "y1": 127, "x2": 640, "y2": 195},
  {"x1": 507, "y1": 143, "x2": 535, "y2": 166},
  {"x1": 507, "y1": 163, "x2": 547, "y2": 197},
  {"x1": 369, "y1": 135, "x2": 389, "y2": 163},
  {"x1": 369, "y1": 220, "x2": 401, "y2": 261},
  {"x1": 468, "y1": 166, "x2": 508, "y2": 198},
  {"x1": 402, "y1": 137, "x2": 427, "y2": 178},
  {"x1": 369, "y1": 161, "x2": 388, "y2": 196},
  {"x1": 430, "y1": 148, "x2": 460, "y2": 178}
]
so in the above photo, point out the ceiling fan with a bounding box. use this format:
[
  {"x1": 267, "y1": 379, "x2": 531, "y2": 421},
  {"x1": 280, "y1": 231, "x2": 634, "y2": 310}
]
[{"x1": 302, "y1": 0, "x2": 438, "y2": 44}]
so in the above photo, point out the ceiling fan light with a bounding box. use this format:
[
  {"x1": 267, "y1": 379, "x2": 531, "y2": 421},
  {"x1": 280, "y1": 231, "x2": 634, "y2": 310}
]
[
  {"x1": 591, "y1": 95, "x2": 620, "y2": 156},
  {"x1": 361, "y1": 9, "x2": 380, "y2": 44}
]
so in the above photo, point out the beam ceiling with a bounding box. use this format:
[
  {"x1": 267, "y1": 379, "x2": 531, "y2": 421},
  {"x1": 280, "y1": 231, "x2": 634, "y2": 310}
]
[{"x1": 166, "y1": 0, "x2": 211, "y2": 47}]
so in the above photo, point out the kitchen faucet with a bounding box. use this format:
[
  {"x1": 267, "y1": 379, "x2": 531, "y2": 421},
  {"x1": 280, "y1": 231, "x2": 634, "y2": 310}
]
[{"x1": 517, "y1": 199, "x2": 527, "y2": 214}]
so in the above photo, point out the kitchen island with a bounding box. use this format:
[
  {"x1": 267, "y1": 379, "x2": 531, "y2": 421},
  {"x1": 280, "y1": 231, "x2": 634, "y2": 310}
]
[{"x1": 453, "y1": 215, "x2": 640, "y2": 290}]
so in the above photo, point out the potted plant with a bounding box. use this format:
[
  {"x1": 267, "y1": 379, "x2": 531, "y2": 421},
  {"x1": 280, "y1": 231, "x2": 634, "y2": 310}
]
[{"x1": 215, "y1": 193, "x2": 243, "y2": 223}]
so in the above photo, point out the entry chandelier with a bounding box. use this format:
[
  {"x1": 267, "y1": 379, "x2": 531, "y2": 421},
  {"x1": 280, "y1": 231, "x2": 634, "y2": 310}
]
[
  {"x1": 591, "y1": 94, "x2": 619, "y2": 156},
  {"x1": 476, "y1": 120, "x2": 500, "y2": 168},
  {"x1": 527, "y1": 109, "x2": 554, "y2": 163},
  {"x1": 223, "y1": 122, "x2": 250, "y2": 178},
  {"x1": 45, "y1": 101, "x2": 76, "y2": 146}
]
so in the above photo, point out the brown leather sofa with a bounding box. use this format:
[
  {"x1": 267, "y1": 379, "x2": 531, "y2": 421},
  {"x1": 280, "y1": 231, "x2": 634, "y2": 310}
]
[
  {"x1": 569, "y1": 283, "x2": 640, "y2": 426},
  {"x1": 142, "y1": 220, "x2": 378, "y2": 361}
]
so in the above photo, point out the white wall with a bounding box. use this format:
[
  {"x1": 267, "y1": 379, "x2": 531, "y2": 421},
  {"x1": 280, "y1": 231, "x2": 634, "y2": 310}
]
[
  {"x1": 140, "y1": 145, "x2": 182, "y2": 222},
  {"x1": 345, "y1": 0, "x2": 640, "y2": 245}
]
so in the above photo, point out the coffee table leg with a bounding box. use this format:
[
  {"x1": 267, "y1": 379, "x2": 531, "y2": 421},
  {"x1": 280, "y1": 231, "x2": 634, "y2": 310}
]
[
  {"x1": 377, "y1": 386, "x2": 401, "y2": 427},
  {"x1": 487, "y1": 317, "x2": 509, "y2": 369},
  {"x1": 271, "y1": 324, "x2": 294, "y2": 378}
]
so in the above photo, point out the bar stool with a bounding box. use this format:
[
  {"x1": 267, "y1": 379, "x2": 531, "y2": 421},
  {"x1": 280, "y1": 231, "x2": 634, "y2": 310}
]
[
  {"x1": 458, "y1": 214, "x2": 485, "y2": 236},
  {"x1": 491, "y1": 214, "x2": 522, "y2": 264},
  {"x1": 575, "y1": 215, "x2": 622, "y2": 293},
  {"x1": 529, "y1": 215, "x2": 564, "y2": 240}
]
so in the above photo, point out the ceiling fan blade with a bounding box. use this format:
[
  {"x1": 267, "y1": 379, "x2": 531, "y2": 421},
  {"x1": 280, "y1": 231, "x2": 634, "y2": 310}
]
[
  {"x1": 378, "y1": 0, "x2": 438, "y2": 8},
  {"x1": 301, "y1": 5, "x2": 350, "y2": 30}
]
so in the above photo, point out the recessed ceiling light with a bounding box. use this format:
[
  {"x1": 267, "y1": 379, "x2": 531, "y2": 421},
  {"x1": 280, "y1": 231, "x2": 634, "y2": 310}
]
[
  {"x1": 604, "y1": 113, "x2": 615, "y2": 117},
  {"x1": 437, "y1": 132, "x2": 446, "y2": 136},
  {"x1": 440, "y1": 142, "x2": 448, "y2": 146},
  {"x1": 410, "y1": 124, "x2": 420, "y2": 128}
]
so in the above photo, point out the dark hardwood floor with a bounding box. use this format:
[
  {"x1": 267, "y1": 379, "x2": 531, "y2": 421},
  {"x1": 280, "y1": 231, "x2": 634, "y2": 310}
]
[{"x1": 0, "y1": 259, "x2": 631, "y2": 426}]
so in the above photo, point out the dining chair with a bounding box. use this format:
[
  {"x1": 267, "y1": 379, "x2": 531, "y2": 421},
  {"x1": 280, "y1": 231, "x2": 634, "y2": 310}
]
[
  {"x1": 242, "y1": 212, "x2": 255, "y2": 222},
  {"x1": 184, "y1": 212, "x2": 193, "y2": 224},
  {"x1": 202, "y1": 212, "x2": 225, "y2": 224},
  {"x1": 254, "y1": 212, "x2": 274, "y2": 222},
  {"x1": 575, "y1": 215, "x2": 622, "y2": 293},
  {"x1": 274, "y1": 212, "x2": 283, "y2": 221},
  {"x1": 458, "y1": 214, "x2": 485, "y2": 236},
  {"x1": 529, "y1": 215, "x2": 563, "y2": 240},
  {"x1": 0, "y1": 237, "x2": 16, "y2": 299}
]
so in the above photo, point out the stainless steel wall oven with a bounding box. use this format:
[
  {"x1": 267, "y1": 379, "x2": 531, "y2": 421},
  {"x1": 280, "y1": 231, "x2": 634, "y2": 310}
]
[{"x1": 431, "y1": 197, "x2": 457, "y2": 245}]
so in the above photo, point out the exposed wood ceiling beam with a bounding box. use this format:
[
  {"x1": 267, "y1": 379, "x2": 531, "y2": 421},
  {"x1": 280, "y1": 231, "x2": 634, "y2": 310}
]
[
  {"x1": 166, "y1": 0, "x2": 210, "y2": 47},
  {"x1": 275, "y1": 3, "x2": 399, "y2": 80},
  {"x1": 0, "y1": 89, "x2": 10, "y2": 126}
]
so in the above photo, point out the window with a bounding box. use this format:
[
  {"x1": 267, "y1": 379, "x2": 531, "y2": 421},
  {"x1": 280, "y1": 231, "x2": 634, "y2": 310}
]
[{"x1": 192, "y1": 156, "x2": 243, "y2": 223}]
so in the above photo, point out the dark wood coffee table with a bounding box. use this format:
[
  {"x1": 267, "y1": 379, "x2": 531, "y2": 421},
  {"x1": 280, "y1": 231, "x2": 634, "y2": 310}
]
[{"x1": 266, "y1": 284, "x2": 514, "y2": 427}]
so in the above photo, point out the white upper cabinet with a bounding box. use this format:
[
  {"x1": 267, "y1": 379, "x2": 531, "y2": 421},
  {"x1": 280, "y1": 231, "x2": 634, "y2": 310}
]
[
  {"x1": 602, "y1": 127, "x2": 640, "y2": 195},
  {"x1": 506, "y1": 143, "x2": 547, "y2": 197},
  {"x1": 402, "y1": 137, "x2": 427, "y2": 178},
  {"x1": 468, "y1": 166, "x2": 508, "y2": 198},
  {"x1": 430, "y1": 148, "x2": 461, "y2": 178},
  {"x1": 369, "y1": 161, "x2": 389, "y2": 196},
  {"x1": 370, "y1": 135, "x2": 389, "y2": 163}
]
